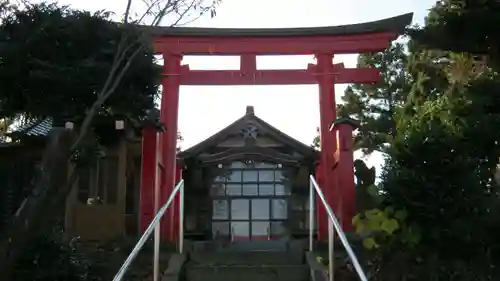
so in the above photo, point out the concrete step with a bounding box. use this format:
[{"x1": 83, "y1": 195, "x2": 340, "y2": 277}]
[
  {"x1": 74, "y1": 239, "x2": 172, "y2": 281},
  {"x1": 189, "y1": 239, "x2": 310, "y2": 251},
  {"x1": 187, "y1": 264, "x2": 310, "y2": 281},
  {"x1": 190, "y1": 250, "x2": 304, "y2": 265}
]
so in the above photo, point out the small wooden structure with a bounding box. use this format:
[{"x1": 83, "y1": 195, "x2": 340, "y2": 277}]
[
  {"x1": 0, "y1": 117, "x2": 144, "y2": 240},
  {"x1": 63, "y1": 118, "x2": 143, "y2": 240}
]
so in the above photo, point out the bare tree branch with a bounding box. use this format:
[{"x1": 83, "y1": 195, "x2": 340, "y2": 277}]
[
  {"x1": 69, "y1": 0, "x2": 219, "y2": 153},
  {"x1": 137, "y1": 0, "x2": 165, "y2": 23},
  {"x1": 70, "y1": 44, "x2": 144, "y2": 152},
  {"x1": 123, "y1": 0, "x2": 133, "y2": 23}
]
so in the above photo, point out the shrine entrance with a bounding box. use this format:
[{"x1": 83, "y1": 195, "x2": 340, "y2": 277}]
[
  {"x1": 211, "y1": 161, "x2": 289, "y2": 242},
  {"x1": 139, "y1": 12, "x2": 413, "y2": 242}
]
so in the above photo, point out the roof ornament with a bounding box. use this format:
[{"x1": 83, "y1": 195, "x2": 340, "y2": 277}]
[
  {"x1": 243, "y1": 159, "x2": 256, "y2": 167},
  {"x1": 240, "y1": 124, "x2": 258, "y2": 140},
  {"x1": 245, "y1": 106, "x2": 254, "y2": 115},
  {"x1": 139, "y1": 108, "x2": 167, "y2": 132}
]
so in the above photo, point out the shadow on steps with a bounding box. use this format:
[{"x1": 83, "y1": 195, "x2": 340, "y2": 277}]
[{"x1": 183, "y1": 241, "x2": 309, "y2": 281}]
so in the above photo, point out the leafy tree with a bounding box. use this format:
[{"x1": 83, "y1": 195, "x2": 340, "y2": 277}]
[
  {"x1": 348, "y1": 3, "x2": 500, "y2": 278},
  {"x1": 12, "y1": 233, "x2": 98, "y2": 281},
  {"x1": 0, "y1": 0, "x2": 16, "y2": 20},
  {"x1": 361, "y1": 8, "x2": 500, "y2": 277},
  {"x1": 404, "y1": 41, "x2": 489, "y2": 108},
  {"x1": 337, "y1": 43, "x2": 411, "y2": 155},
  {"x1": 409, "y1": 0, "x2": 500, "y2": 70},
  {"x1": 377, "y1": 77, "x2": 500, "y2": 279},
  {"x1": 311, "y1": 127, "x2": 320, "y2": 149},
  {"x1": 0, "y1": 3, "x2": 160, "y2": 124},
  {"x1": 177, "y1": 131, "x2": 184, "y2": 152},
  {"x1": 353, "y1": 74, "x2": 500, "y2": 281},
  {"x1": 0, "y1": 0, "x2": 220, "y2": 279}
]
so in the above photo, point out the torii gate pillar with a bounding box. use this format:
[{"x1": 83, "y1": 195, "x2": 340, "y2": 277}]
[{"x1": 314, "y1": 53, "x2": 342, "y2": 237}]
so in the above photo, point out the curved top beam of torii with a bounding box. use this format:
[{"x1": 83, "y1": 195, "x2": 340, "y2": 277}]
[
  {"x1": 142, "y1": 13, "x2": 413, "y2": 55},
  {"x1": 145, "y1": 13, "x2": 412, "y2": 38}
]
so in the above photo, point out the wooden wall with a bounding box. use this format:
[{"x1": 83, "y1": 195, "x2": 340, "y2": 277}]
[{"x1": 65, "y1": 137, "x2": 132, "y2": 240}]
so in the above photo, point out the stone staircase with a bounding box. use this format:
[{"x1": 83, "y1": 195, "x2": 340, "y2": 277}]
[
  {"x1": 186, "y1": 248, "x2": 310, "y2": 281},
  {"x1": 74, "y1": 239, "x2": 174, "y2": 281}
]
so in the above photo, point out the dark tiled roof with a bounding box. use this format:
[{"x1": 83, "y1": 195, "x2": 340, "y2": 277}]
[
  {"x1": 178, "y1": 105, "x2": 316, "y2": 158},
  {"x1": 14, "y1": 118, "x2": 53, "y2": 137}
]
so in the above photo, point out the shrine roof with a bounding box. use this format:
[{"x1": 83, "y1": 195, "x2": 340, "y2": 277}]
[
  {"x1": 178, "y1": 106, "x2": 317, "y2": 159},
  {"x1": 143, "y1": 13, "x2": 412, "y2": 37},
  {"x1": 10, "y1": 118, "x2": 53, "y2": 137}
]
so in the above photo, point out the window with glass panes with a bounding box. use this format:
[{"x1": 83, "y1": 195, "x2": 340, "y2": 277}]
[{"x1": 211, "y1": 161, "x2": 290, "y2": 240}]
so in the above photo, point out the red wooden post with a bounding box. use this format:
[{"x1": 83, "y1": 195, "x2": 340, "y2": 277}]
[
  {"x1": 139, "y1": 126, "x2": 159, "y2": 232},
  {"x1": 330, "y1": 118, "x2": 358, "y2": 232},
  {"x1": 160, "y1": 54, "x2": 182, "y2": 241},
  {"x1": 314, "y1": 53, "x2": 340, "y2": 240}
]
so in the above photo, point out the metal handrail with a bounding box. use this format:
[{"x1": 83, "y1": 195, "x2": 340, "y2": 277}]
[
  {"x1": 308, "y1": 175, "x2": 368, "y2": 281},
  {"x1": 112, "y1": 179, "x2": 185, "y2": 281}
]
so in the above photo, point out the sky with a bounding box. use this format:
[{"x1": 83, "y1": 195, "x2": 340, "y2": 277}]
[{"x1": 54, "y1": 0, "x2": 437, "y2": 171}]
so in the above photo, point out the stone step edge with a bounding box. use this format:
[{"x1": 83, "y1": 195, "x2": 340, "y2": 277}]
[{"x1": 188, "y1": 264, "x2": 309, "y2": 268}]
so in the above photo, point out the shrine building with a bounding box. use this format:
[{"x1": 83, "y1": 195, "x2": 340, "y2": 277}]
[{"x1": 178, "y1": 106, "x2": 318, "y2": 244}]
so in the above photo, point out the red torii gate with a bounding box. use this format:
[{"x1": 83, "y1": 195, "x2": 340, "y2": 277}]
[{"x1": 140, "y1": 13, "x2": 413, "y2": 241}]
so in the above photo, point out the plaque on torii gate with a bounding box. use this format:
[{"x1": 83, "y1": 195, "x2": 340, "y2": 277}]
[{"x1": 139, "y1": 13, "x2": 413, "y2": 241}]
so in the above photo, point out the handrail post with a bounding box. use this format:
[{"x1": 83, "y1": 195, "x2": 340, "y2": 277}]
[
  {"x1": 328, "y1": 219, "x2": 335, "y2": 281},
  {"x1": 112, "y1": 180, "x2": 184, "y2": 281},
  {"x1": 308, "y1": 178, "x2": 314, "y2": 252},
  {"x1": 153, "y1": 134, "x2": 161, "y2": 281},
  {"x1": 309, "y1": 175, "x2": 368, "y2": 281},
  {"x1": 153, "y1": 220, "x2": 160, "y2": 281},
  {"x1": 178, "y1": 183, "x2": 184, "y2": 253}
]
